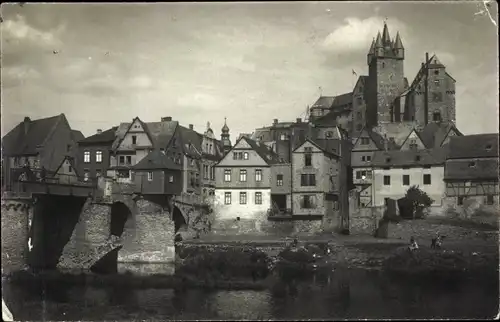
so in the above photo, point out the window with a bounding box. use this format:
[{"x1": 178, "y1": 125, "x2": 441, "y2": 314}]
[
  {"x1": 169, "y1": 175, "x2": 174, "y2": 183},
  {"x1": 209, "y1": 144, "x2": 212, "y2": 152},
  {"x1": 301, "y1": 195, "x2": 315, "y2": 209},
  {"x1": 210, "y1": 167, "x2": 215, "y2": 180},
  {"x1": 434, "y1": 79, "x2": 440, "y2": 86},
  {"x1": 67, "y1": 144, "x2": 72, "y2": 153},
  {"x1": 244, "y1": 152, "x2": 249, "y2": 160},
  {"x1": 224, "y1": 192, "x2": 232, "y2": 205},
  {"x1": 233, "y1": 152, "x2": 237, "y2": 160},
  {"x1": 147, "y1": 171, "x2": 153, "y2": 181},
  {"x1": 255, "y1": 169, "x2": 262, "y2": 182},
  {"x1": 457, "y1": 196, "x2": 464, "y2": 205},
  {"x1": 240, "y1": 192, "x2": 247, "y2": 205},
  {"x1": 434, "y1": 70, "x2": 439, "y2": 75},
  {"x1": 423, "y1": 174, "x2": 431, "y2": 185},
  {"x1": 433, "y1": 112, "x2": 442, "y2": 122},
  {"x1": 280, "y1": 134, "x2": 287, "y2": 141},
  {"x1": 300, "y1": 174, "x2": 316, "y2": 186},
  {"x1": 383, "y1": 175, "x2": 391, "y2": 186},
  {"x1": 360, "y1": 138, "x2": 370, "y2": 145},
  {"x1": 84, "y1": 171, "x2": 90, "y2": 181},
  {"x1": 203, "y1": 165, "x2": 208, "y2": 179},
  {"x1": 255, "y1": 192, "x2": 262, "y2": 205},
  {"x1": 469, "y1": 162, "x2": 476, "y2": 168},
  {"x1": 362, "y1": 156, "x2": 365, "y2": 162},
  {"x1": 403, "y1": 175, "x2": 410, "y2": 186},
  {"x1": 126, "y1": 156, "x2": 132, "y2": 165},
  {"x1": 224, "y1": 169, "x2": 231, "y2": 182},
  {"x1": 432, "y1": 92, "x2": 443, "y2": 102},
  {"x1": 486, "y1": 144, "x2": 492, "y2": 151},
  {"x1": 132, "y1": 135, "x2": 137, "y2": 145},
  {"x1": 277, "y1": 174, "x2": 283, "y2": 186},
  {"x1": 239, "y1": 169, "x2": 247, "y2": 182},
  {"x1": 486, "y1": 195, "x2": 494, "y2": 205},
  {"x1": 84, "y1": 151, "x2": 90, "y2": 163},
  {"x1": 304, "y1": 153, "x2": 312, "y2": 166},
  {"x1": 96, "y1": 150, "x2": 103, "y2": 163},
  {"x1": 96, "y1": 169, "x2": 102, "y2": 177},
  {"x1": 68, "y1": 165, "x2": 73, "y2": 173},
  {"x1": 415, "y1": 155, "x2": 421, "y2": 161},
  {"x1": 382, "y1": 62, "x2": 385, "y2": 68},
  {"x1": 238, "y1": 152, "x2": 243, "y2": 160},
  {"x1": 366, "y1": 155, "x2": 371, "y2": 162},
  {"x1": 357, "y1": 97, "x2": 362, "y2": 105},
  {"x1": 356, "y1": 171, "x2": 362, "y2": 180},
  {"x1": 423, "y1": 165, "x2": 431, "y2": 169},
  {"x1": 117, "y1": 170, "x2": 130, "y2": 179}
]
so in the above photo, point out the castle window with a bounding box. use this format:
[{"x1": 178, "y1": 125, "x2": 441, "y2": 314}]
[
  {"x1": 432, "y1": 92, "x2": 443, "y2": 102},
  {"x1": 433, "y1": 111, "x2": 442, "y2": 122}
]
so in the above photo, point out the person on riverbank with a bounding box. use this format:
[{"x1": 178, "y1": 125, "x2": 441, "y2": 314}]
[{"x1": 409, "y1": 237, "x2": 419, "y2": 251}]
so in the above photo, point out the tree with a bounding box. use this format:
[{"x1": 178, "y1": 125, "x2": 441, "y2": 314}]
[{"x1": 404, "y1": 185, "x2": 434, "y2": 219}]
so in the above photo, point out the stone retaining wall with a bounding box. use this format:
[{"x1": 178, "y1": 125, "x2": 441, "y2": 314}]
[{"x1": 1, "y1": 200, "x2": 30, "y2": 273}]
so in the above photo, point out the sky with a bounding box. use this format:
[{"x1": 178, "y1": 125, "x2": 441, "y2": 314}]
[{"x1": 1, "y1": 1, "x2": 498, "y2": 139}]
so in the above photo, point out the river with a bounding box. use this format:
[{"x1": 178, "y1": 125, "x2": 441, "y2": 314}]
[{"x1": 2, "y1": 266, "x2": 498, "y2": 320}]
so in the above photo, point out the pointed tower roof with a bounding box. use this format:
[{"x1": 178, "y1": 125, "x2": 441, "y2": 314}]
[
  {"x1": 382, "y1": 22, "x2": 391, "y2": 46},
  {"x1": 394, "y1": 32, "x2": 404, "y2": 49},
  {"x1": 221, "y1": 117, "x2": 229, "y2": 133},
  {"x1": 368, "y1": 38, "x2": 375, "y2": 54},
  {"x1": 375, "y1": 32, "x2": 383, "y2": 47}
]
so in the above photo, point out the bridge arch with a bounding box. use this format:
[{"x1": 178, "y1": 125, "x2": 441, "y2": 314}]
[
  {"x1": 110, "y1": 201, "x2": 132, "y2": 237},
  {"x1": 172, "y1": 205, "x2": 187, "y2": 233}
]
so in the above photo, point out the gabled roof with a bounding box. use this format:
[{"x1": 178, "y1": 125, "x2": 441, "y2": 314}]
[
  {"x1": 2, "y1": 114, "x2": 66, "y2": 156},
  {"x1": 53, "y1": 155, "x2": 80, "y2": 176},
  {"x1": 418, "y1": 122, "x2": 463, "y2": 149},
  {"x1": 112, "y1": 118, "x2": 179, "y2": 151},
  {"x1": 444, "y1": 159, "x2": 498, "y2": 181},
  {"x1": 79, "y1": 127, "x2": 118, "y2": 145},
  {"x1": 372, "y1": 147, "x2": 448, "y2": 168},
  {"x1": 352, "y1": 126, "x2": 386, "y2": 150},
  {"x1": 293, "y1": 137, "x2": 340, "y2": 158},
  {"x1": 447, "y1": 134, "x2": 499, "y2": 159},
  {"x1": 311, "y1": 92, "x2": 353, "y2": 111},
  {"x1": 71, "y1": 130, "x2": 85, "y2": 143},
  {"x1": 132, "y1": 149, "x2": 183, "y2": 171},
  {"x1": 399, "y1": 128, "x2": 426, "y2": 148},
  {"x1": 230, "y1": 136, "x2": 283, "y2": 165}
]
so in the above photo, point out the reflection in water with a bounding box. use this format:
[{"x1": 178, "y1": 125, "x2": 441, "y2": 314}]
[
  {"x1": 2, "y1": 266, "x2": 498, "y2": 320},
  {"x1": 117, "y1": 262, "x2": 175, "y2": 275}
]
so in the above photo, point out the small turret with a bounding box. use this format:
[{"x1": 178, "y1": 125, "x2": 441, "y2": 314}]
[
  {"x1": 221, "y1": 117, "x2": 232, "y2": 155},
  {"x1": 367, "y1": 38, "x2": 375, "y2": 65},
  {"x1": 382, "y1": 22, "x2": 392, "y2": 48},
  {"x1": 374, "y1": 32, "x2": 383, "y2": 56},
  {"x1": 394, "y1": 32, "x2": 404, "y2": 59}
]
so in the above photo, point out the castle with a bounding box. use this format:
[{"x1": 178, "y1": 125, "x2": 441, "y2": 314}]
[{"x1": 309, "y1": 22, "x2": 457, "y2": 137}]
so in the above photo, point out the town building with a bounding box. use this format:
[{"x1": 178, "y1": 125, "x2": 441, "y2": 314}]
[
  {"x1": 132, "y1": 149, "x2": 183, "y2": 195},
  {"x1": 1, "y1": 114, "x2": 83, "y2": 190},
  {"x1": 371, "y1": 147, "x2": 448, "y2": 207},
  {"x1": 214, "y1": 135, "x2": 283, "y2": 221},
  {"x1": 53, "y1": 155, "x2": 80, "y2": 185},
  {"x1": 77, "y1": 127, "x2": 118, "y2": 180},
  {"x1": 444, "y1": 134, "x2": 499, "y2": 209}
]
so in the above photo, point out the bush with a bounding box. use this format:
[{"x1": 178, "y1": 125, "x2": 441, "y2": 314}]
[{"x1": 402, "y1": 185, "x2": 434, "y2": 219}]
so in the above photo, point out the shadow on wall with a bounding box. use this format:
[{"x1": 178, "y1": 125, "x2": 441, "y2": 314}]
[
  {"x1": 110, "y1": 202, "x2": 131, "y2": 237},
  {"x1": 172, "y1": 206, "x2": 187, "y2": 233}
]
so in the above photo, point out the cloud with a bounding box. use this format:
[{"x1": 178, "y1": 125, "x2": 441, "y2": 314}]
[
  {"x1": 1, "y1": 14, "x2": 64, "y2": 47},
  {"x1": 1, "y1": 65, "x2": 41, "y2": 87},
  {"x1": 322, "y1": 16, "x2": 408, "y2": 54}
]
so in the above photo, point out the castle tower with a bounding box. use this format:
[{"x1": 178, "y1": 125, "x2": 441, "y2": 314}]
[
  {"x1": 366, "y1": 23, "x2": 406, "y2": 127},
  {"x1": 221, "y1": 117, "x2": 232, "y2": 155}
]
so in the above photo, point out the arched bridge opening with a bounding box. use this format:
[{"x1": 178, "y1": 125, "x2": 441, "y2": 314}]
[
  {"x1": 110, "y1": 202, "x2": 132, "y2": 237},
  {"x1": 172, "y1": 206, "x2": 187, "y2": 234}
]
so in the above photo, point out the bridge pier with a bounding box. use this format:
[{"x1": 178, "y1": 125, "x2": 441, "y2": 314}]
[{"x1": 1, "y1": 199, "x2": 31, "y2": 273}]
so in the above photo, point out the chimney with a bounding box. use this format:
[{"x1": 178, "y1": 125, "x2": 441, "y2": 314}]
[
  {"x1": 97, "y1": 129, "x2": 102, "y2": 134},
  {"x1": 23, "y1": 117, "x2": 31, "y2": 135},
  {"x1": 189, "y1": 124, "x2": 194, "y2": 130},
  {"x1": 273, "y1": 119, "x2": 278, "y2": 126},
  {"x1": 425, "y1": 52, "x2": 429, "y2": 63},
  {"x1": 296, "y1": 118, "x2": 302, "y2": 124},
  {"x1": 161, "y1": 116, "x2": 172, "y2": 122}
]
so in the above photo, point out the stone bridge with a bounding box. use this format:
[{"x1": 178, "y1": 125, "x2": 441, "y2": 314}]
[{"x1": 1, "y1": 175, "x2": 212, "y2": 275}]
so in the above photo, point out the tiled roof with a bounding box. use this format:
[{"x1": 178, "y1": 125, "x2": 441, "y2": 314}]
[
  {"x1": 311, "y1": 112, "x2": 338, "y2": 127},
  {"x1": 112, "y1": 119, "x2": 178, "y2": 150},
  {"x1": 79, "y1": 127, "x2": 118, "y2": 144},
  {"x1": 372, "y1": 147, "x2": 448, "y2": 168},
  {"x1": 309, "y1": 138, "x2": 341, "y2": 157},
  {"x1": 242, "y1": 136, "x2": 283, "y2": 165},
  {"x1": 445, "y1": 158, "x2": 499, "y2": 181},
  {"x1": 71, "y1": 130, "x2": 85, "y2": 143},
  {"x1": 311, "y1": 93, "x2": 353, "y2": 111},
  {"x1": 132, "y1": 149, "x2": 182, "y2": 170},
  {"x1": 331, "y1": 92, "x2": 353, "y2": 107},
  {"x1": 417, "y1": 122, "x2": 462, "y2": 148},
  {"x1": 2, "y1": 114, "x2": 64, "y2": 156},
  {"x1": 311, "y1": 96, "x2": 336, "y2": 109},
  {"x1": 447, "y1": 133, "x2": 499, "y2": 159}
]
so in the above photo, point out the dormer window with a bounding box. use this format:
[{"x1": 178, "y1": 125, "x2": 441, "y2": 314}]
[
  {"x1": 469, "y1": 162, "x2": 476, "y2": 168},
  {"x1": 486, "y1": 144, "x2": 492, "y2": 151}
]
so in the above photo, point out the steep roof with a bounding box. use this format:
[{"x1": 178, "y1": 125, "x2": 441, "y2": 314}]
[
  {"x1": 132, "y1": 149, "x2": 183, "y2": 170},
  {"x1": 418, "y1": 122, "x2": 462, "y2": 148},
  {"x1": 2, "y1": 114, "x2": 65, "y2": 156},
  {"x1": 112, "y1": 119, "x2": 178, "y2": 150},
  {"x1": 444, "y1": 159, "x2": 498, "y2": 181},
  {"x1": 311, "y1": 93, "x2": 353, "y2": 111},
  {"x1": 372, "y1": 147, "x2": 448, "y2": 168},
  {"x1": 297, "y1": 138, "x2": 340, "y2": 158},
  {"x1": 54, "y1": 155, "x2": 80, "y2": 176},
  {"x1": 241, "y1": 136, "x2": 283, "y2": 165},
  {"x1": 71, "y1": 130, "x2": 85, "y2": 143},
  {"x1": 353, "y1": 126, "x2": 386, "y2": 150},
  {"x1": 79, "y1": 127, "x2": 118, "y2": 144},
  {"x1": 447, "y1": 134, "x2": 499, "y2": 159}
]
